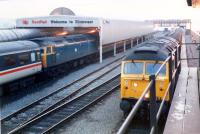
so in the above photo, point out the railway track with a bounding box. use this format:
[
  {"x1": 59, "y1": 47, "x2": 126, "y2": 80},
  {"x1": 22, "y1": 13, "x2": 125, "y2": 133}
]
[
  {"x1": 117, "y1": 110, "x2": 167, "y2": 134},
  {"x1": 1, "y1": 56, "x2": 123, "y2": 134},
  {"x1": 8, "y1": 74, "x2": 120, "y2": 134},
  {"x1": 124, "y1": 118, "x2": 150, "y2": 134}
]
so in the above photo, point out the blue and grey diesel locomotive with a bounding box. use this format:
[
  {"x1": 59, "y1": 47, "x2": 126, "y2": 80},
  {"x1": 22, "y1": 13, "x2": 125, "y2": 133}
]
[
  {"x1": 32, "y1": 34, "x2": 98, "y2": 69},
  {"x1": 0, "y1": 34, "x2": 98, "y2": 86}
]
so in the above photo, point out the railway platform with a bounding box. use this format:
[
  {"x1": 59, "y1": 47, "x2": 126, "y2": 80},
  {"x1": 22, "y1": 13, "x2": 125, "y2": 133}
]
[{"x1": 163, "y1": 34, "x2": 200, "y2": 134}]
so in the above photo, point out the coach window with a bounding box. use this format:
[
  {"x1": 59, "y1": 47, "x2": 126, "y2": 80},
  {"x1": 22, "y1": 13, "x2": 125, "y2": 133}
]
[
  {"x1": 37, "y1": 52, "x2": 41, "y2": 61},
  {"x1": 4, "y1": 55, "x2": 16, "y2": 67},
  {"x1": 0, "y1": 57, "x2": 4, "y2": 70},
  {"x1": 31, "y1": 52, "x2": 36, "y2": 62},
  {"x1": 19, "y1": 53, "x2": 30, "y2": 65}
]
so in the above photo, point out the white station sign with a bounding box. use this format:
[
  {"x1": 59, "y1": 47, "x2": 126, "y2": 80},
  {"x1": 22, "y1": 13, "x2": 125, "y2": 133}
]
[{"x1": 16, "y1": 16, "x2": 101, "y2": 28}]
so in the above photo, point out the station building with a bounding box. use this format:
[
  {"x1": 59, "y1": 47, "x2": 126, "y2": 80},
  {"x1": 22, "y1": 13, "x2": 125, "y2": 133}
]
[{"x1": 16, "y1": 15, "x2": 154, "y2": 62}]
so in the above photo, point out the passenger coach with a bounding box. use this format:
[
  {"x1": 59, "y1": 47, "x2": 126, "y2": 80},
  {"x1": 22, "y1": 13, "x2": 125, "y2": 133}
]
[{"x1": 0, "y1": 41, "x2": 42, "y2": 85}]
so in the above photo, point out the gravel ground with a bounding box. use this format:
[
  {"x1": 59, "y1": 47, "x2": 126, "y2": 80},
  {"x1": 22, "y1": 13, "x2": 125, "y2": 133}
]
[
  {"x1": 55, "y1": 89, "x2": 124, "y2": 134},
  {"x1": 1, "y1": 49, "x2": 133, "y2": 119}
]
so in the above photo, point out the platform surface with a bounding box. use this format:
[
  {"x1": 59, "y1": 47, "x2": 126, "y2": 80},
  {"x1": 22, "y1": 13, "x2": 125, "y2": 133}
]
[{"x1": 164, "y1": 34, "x2": 200, "y2": 134}]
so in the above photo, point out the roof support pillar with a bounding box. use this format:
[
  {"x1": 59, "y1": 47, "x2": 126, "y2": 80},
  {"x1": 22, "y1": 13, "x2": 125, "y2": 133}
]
[
  {"x1": 137, "y1": 38, "x2": 139, "y2": 45},
  {"x1": 131, "y1": 39, "x2": 133, "y2": 48},
  {"x1": 99, "y1": 25, "x2": 103, "y2": 63},
  {"x1": 114, "y1": 42, "x2": 117, "y2": 56},
  {"x1": 124, "y1": 41, "x2": 126, "y2": 52}
]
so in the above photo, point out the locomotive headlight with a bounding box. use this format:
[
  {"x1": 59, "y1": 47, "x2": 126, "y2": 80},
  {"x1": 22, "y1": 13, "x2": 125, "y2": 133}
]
[
  {"x1": 160, "y1": 81, "x2": 164, "y2": 89},
  {"x1": 124, "y1": 80, "x2": 128, "y2": 86},
  {"x1": 144, "y1": 92, "x2": 150, "y2": 99},
  {"x1": 172, "y1": 55, "x2": 175, "y2": 60},
  {"x1": 133, "y1": 82, "x2": 138, "y2": 87}
]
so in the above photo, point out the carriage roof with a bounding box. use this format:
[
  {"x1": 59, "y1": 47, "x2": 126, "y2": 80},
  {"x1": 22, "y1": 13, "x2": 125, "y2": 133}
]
[
  {"x1": 0, "y1": 41, "x2": 40, "y2": 56},
  {"x1": 125, "y1": 37, "x2": 179, "y2": 61}
]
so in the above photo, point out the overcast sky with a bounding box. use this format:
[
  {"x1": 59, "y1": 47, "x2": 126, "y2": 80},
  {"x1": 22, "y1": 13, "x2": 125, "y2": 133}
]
[{"x1": 0, "y1": 0, "x2": 200, "y2": 30}]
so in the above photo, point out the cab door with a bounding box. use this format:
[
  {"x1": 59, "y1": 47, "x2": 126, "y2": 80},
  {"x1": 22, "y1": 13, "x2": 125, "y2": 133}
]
[
  {"x1": 47, "y1": 46, "x2": 56, "y2": 67},
  {"x1": 42, "y1": 46, "x2": 56, "y2": 68}
]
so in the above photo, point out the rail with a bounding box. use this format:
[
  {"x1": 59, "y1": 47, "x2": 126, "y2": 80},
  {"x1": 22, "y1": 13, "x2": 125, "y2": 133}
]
[
  {"x1": 117, "y1": 45, "x2": 181, "y2": 134},
  {"x1": 1, "y1": 56, "x2": 124, "y2": 134}
]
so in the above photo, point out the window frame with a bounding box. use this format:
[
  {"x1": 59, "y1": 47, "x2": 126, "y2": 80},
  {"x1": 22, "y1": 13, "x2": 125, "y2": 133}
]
[
  {"x1": 18, "y1": 52, "x2": 31, "y2": 65},
  {"x1": 46, "y1": 46, "x2": 52, "y2": 54},
  {"x1": 4, "y1": 54, "x2": 17, "y2": 67},
  {"x1": 0, "y1": 56, "x2": 4, "y2": 71},
  {"x1": 37, "y1": 51, "x2": 41, "y2": 61},
  {"x1": 0, "y1": 54, "x2": 18, "y2": 70},
  {"x1": 123, "y1": 61, "x2": 144, "y2": 75},
  {"x1": 145, "y1": 61, "x2": 167, "y2": 77}
]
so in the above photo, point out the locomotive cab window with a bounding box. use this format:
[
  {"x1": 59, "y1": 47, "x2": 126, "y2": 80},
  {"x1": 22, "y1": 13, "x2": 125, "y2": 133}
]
[
  {"x1": 46, "y1": 47, "x2": 52, "y2": 54},
  {"x1": 146, "y1": 62, "x2": 166, "y2": 76},
  {"x1": 31, "y1": 52, "x2": 36, "y2": 62},
  {"x1": 123, "y1": 62, "x2": 144, "y2": 74},
  {"x1": 46, "y1": 46, "x2": 55, "y2": 54}
]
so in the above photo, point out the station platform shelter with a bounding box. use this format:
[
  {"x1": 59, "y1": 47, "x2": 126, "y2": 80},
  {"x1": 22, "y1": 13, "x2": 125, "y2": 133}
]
[{"x1": 16, "y1": 15, "x2": 154, "y2": 63}]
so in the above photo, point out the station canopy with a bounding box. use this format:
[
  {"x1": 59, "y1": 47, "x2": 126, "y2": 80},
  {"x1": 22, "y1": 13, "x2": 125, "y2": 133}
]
[{"x1": 16, "y1": 15, "x2": 101, "y2": 28}]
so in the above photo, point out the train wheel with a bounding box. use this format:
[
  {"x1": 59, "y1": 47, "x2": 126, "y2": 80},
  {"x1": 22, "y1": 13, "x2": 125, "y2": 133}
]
[{"x1": 80, "y1": 59, "x2": 84, "y2": 65}]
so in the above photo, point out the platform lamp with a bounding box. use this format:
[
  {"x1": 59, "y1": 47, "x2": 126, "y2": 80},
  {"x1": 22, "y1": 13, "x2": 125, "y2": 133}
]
[
  {"x1": 187, "y1": 0, "x2": 200, "y2": 7},
  {"x1": 187, "y1": 0, "x2": 192, "y2": 6}
]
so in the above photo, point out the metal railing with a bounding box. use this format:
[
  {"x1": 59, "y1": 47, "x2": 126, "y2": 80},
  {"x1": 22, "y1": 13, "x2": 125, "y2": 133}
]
[{"x1": 117, "y1": 45, "x2": 181, "y2": 134}]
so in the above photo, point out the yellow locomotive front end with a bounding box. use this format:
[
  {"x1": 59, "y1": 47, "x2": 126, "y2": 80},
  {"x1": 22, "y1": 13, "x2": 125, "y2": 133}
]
[{"x1": 120, "y1": 60, "x2": 170, "y2": 113}]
